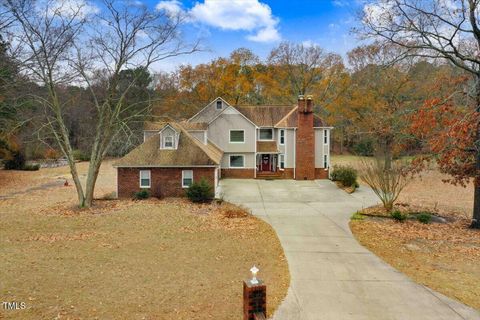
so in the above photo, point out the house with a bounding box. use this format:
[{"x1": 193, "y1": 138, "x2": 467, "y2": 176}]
[{"x1": 114, "y1": 95, "x2": 332, "y2": 198}]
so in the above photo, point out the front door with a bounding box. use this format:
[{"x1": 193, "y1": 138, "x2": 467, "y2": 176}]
[{"x1": 261, "y1": 154, "x2": 270, "y2": 171}]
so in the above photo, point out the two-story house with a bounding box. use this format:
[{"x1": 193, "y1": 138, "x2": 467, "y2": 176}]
[{"x1": 114, "y1": 95, "x2": 332, "y2": 198}]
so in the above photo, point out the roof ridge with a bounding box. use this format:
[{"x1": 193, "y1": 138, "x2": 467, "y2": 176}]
[{"x1": 275, "y1": 105, "x2": 298, "y2": 127}]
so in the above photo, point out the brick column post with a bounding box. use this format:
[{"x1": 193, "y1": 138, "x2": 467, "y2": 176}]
[{"x1": 243, "y1": 279, "x2": 266, "y2": 320}]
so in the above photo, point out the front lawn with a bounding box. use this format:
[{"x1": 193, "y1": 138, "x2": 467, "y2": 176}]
[{"x1": 0, "y1": 162, "x2": 289, "y2": 319}]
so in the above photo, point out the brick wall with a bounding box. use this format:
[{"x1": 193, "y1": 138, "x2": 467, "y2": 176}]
[
  {"x1": 295, "y1": 97, "x2": 315, "y2": 180},
  {"x1": 278, "y1": 168, "x2": 294, "y2": 179},
  {"x1": 117, "y1": 167, "x2": 216, "y2": 198},
  {"x1": 221, "y1": 168, "x2": 255, "y2": 178},
  {"x1": 315, "y1": 168, "x2": 329, "y2": 179}
]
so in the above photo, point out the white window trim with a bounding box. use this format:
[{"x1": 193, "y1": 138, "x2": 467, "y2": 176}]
[
  {"x1": 163, "y1": 135, "x2": 174, "y2": 149},
  {"x1": 259, "y1": 128, "x2": 274, "y2": 141},
  {"x1": 139, "y1": 170, "x2": 151, "y2": 188},
  {"x1": 324, "y1": 129, "x2": 328, "y2": 145},
  {"x1": 229, "y1": 129, "x2": 245, "y2": 144},
  {"x1": 279, "y1": 154, "x2": 285, "y2": 171},
  {"x1": 279, "y1": 129, "x2": 285, "y2": 145},
  {"x1": 229, "y1": 154, "x2": 245, "y2": 168},
  {"x1": 182, "y1": 170, "x2": 193, "y2": 188}
]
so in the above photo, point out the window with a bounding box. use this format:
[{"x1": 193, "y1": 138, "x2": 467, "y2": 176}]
[
  {"x1": 279, "y1": 154, "x2": 285, "y2": 170},
  {"x1": 279, "y1": 129, "x2": 285, "y2": 145},
  {"x1": 139, "y1": 170, "x2": 151, "y2": 188},
  {"x1": 230, "y1": 130, "x2": 245, "y2": 143},
  {"x1": 324, "y1": 129, "x2": 328, "y2": 145},
  {"x1": 164, "y1": 135, "x2": 174, "y2": 148},
  {"x1": 182, "y1": 170, "x2": 193, "y2": 188},
  {"x1": 229, "y1": 155, "x2": 245, "y2": 168},
  {"x1": 324, "y1": 154, "x2": 328, "y2": 168},
  {"x1": 259, "y1": 128, "x2": 273, "y2": 140},
  {"x1": 216, "y1": 100, "x2": 222, "y2": 109}
]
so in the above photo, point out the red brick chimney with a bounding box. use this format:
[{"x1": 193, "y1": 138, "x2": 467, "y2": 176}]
[{"x1": 295, "y1": 95, "x2": 315, "y2": 180}]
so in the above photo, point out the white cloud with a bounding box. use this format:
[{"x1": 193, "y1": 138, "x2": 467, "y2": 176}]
[
  {"x1": 176, "y1": 0, "x2": 281, "y2": 43},
  {"x1": 246, "y1": 25, "x2": 280, "y2": 42},
  {"x1": 156, "y1": 0, "x2": 184, "y2": 18},
  {"x1": 43, "y1": 0, "x2": 99, "y2": 19}
]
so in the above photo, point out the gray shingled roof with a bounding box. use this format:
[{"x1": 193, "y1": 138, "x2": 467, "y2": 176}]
[
  {"x1": 114, "y1": 122, "x2": 222, "y2": 167},
  {"x1": 235, "y1": 105, "x2": 295, "y2": 127}
]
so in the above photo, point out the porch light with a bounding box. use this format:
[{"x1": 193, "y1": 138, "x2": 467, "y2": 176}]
[{"x1": 250, "y1": 265, "x2": 259, "y2": 284}]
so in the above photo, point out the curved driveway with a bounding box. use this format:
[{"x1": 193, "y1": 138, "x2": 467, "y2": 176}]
[{"x1": 220, "y1": 179, "x2": 480, "y2": 320}]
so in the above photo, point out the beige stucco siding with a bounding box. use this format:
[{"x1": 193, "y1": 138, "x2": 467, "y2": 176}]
[
  {"x1": 284, "y1": 129, "x2": 295, "y2": 168},
  {"x1": 208, "y1": 112, "x2": 256, "y2": 153},
  {"x1": 221, "y1": 152, "x2": 256, "y2": 168},
  {"x1": 189, "y1": 131, "x2": 206, "y2": 144}
]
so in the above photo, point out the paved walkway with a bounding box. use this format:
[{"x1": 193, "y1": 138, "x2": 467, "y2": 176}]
[{"x1": 220, "y1": 179, "x2": 480, "y2": 320}]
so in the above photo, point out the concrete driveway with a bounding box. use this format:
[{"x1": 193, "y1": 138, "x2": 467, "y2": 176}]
[{"x1": 220, "y1": 179, "x2": 480, "y2": 320}]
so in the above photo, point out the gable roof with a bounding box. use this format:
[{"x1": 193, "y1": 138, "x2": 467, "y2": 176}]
[
  {"x1": 114, "y1": 122, "x2": 222, "y2": 167},
  {"x1": 189, "y1": 97, "x2": 232, "y2": 123},
  {"x1": 275, "y1": 106, "x2": 325, "y2": 128},
  {"x1": 235, "y1": 105, "x2": 295, "y2": 127}
]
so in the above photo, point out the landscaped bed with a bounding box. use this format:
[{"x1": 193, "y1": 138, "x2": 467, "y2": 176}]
[{"x1": 0, "y1": 163, "x2": 289, "y2": 319}]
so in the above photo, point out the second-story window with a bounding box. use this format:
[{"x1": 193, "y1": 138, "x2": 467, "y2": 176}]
[
  {"x1": 259, "y1": 128, "x2": 273, "y2": 140},
  {"x1": 324, "y1": 129, "x2": 328, "y2": 145},
  {"x1": 279, "y1": 129, "x2": 285, "y2": 145},
  {"x1": 230, "y1": 130, "x2": 245, "y2": 143},
  {"x1": 216, "y1": 100, "x2": 222, "y2": 109}
]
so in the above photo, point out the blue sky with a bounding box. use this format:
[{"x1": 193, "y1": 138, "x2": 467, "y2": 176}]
[{"x1": 145, "y1": 0, "x2": 366, "y2": 71}]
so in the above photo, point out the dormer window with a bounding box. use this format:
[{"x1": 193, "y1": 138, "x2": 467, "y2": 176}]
[
  {"x1": 216, "y1": 100, "x2": 222, "y2": 109},
  {"x1": 163, "y1": 135, "x2": 174, "y2": 149},
  {"x1": 159, "y1": 124, "x2": 179, "y2": 150}
]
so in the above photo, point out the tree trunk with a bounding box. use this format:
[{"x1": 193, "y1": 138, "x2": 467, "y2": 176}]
[
  {"x1": 339, "y1": 127, "x2": 344, "y2": 155},
  {"x1": 471, "y1": 77, "x2": 480, "y2": 228},
  {"x1": 84, "y1": 157, "x2": 102, "y2": 207},
  {"x1": 384, "y1": 136, "x2": 393, "y2": 170}
]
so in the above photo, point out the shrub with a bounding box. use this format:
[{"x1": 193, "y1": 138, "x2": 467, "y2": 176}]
[
  {"x1": 73, "y1": 149, "x2": 90, "y2": 161},
  {"x1": 22, "y1": 164, "x2": 40, "y2": 171},
  {"x1": 185, "y1": 178, "x2": 214, "y2": 203},
  {"x1": 416, "y1": 212, "x2": 432, "y2": 224},
  {"x1": 352, "y1": 138, "x2": 374, "y2": 156},
  {"x1": 360, "y1": 157, "x2": 411, "y2": 211},
  {"x1": 4, "y1": 150, "x2": 25, "y2": 170},
  {"x1": 134, "y1": 190, "x2": 150, "y2": 200},
  {"x1": 331, "y1": 165, "x2": 358, "y2": 187},
  {"x1": 390, "y1": 210, "x2": 408, "y2": 222}
]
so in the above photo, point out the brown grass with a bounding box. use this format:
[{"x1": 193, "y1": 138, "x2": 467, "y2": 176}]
[
  {"x1": 334, "y1": 155, "x2": 479, "y2": 310},
  {"x1": 332, "y1": 155, "x2": 473, "y2": 217},
  {"x1": 0, "y1": 161, "x2": 289, "y2": 319}
]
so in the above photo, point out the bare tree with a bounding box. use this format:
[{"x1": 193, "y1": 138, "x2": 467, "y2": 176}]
[
  {"x1": 268, "y1": 41, "x2": 342, "y2": 99},
  {"x1": 360, "y1": 157, "x2": 411, "y2": 211},
  {"x1": 3, "y1": 0, "x2": 199, "y2": 207},
  {"x1": 359, "y1": 0, "x2": 480, "y2": 228}
]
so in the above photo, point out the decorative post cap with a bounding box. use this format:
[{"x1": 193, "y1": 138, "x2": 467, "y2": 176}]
[{"x1": 250, "y1": 265, "x2": 259, "y2": 285}]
